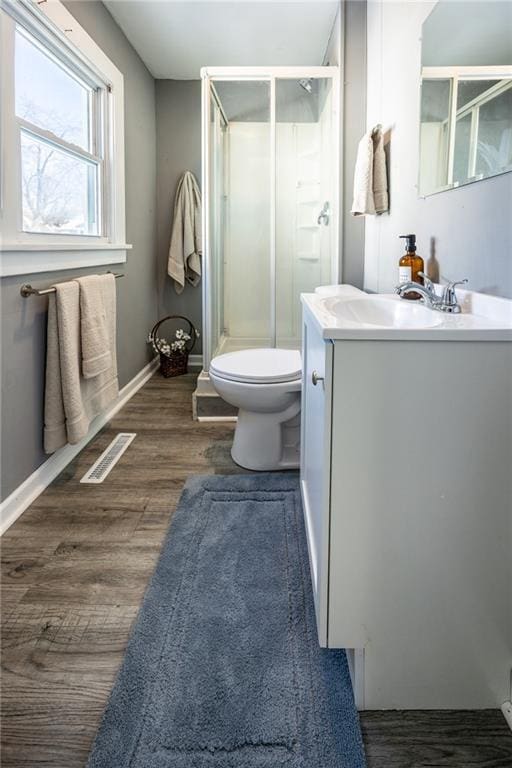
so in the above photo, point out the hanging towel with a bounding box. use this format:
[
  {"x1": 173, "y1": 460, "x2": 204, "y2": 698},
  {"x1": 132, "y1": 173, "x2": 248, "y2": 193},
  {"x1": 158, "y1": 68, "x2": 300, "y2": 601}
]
[
  {"x1": 167, "y1": 171, "x2": 202, "y2": 294},
  {"x1": 372, "y1": 128, "x2": 389, "y2": 214},
  {"x1": 351, "y1": 126, "x2": 389, "y2": 216},
  {"x1": 44, "y1": 279, "x2": 119, "y2": 454},
  {"x1": 77, "y1": 274, "x2": 114, "y2": 379}
]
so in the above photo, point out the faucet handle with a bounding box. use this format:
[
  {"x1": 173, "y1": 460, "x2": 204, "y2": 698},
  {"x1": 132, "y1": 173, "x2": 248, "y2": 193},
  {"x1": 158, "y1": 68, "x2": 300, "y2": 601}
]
[
  {"x1": 442, "y1": 278, "x2": 468, "y2": 306},
  {"x1": 447, "y1": 278, "x2": 468, "y2": 289}
]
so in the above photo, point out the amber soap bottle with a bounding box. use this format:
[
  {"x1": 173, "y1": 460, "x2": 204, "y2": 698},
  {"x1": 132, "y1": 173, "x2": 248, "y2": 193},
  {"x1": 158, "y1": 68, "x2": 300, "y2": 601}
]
[{"x1": 398, "y1": 234, "x2": 424, "y2": 300}]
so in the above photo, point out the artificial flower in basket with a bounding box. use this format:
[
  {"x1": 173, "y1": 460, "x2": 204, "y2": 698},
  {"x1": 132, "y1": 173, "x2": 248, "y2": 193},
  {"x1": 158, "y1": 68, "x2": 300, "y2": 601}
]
[{"x1": 147, "y1": 315, "x2": 198, "y2": 377}]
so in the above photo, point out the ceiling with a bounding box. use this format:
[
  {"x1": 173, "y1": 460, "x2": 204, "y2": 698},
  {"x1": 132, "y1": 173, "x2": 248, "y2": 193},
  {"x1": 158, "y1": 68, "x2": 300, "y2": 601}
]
[{"x1": 103, "y1": 1, "x2": 339, "y2": 79}]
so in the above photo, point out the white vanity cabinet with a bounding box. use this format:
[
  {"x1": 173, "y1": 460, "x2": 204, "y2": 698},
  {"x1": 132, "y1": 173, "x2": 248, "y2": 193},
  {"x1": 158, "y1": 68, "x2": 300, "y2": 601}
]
[
  {"x1": 300, "y1": 308, "x2": 333, "y2": 647},
  {"x1": 300, "y1": 293, "x2": 512, "y2": 711}
]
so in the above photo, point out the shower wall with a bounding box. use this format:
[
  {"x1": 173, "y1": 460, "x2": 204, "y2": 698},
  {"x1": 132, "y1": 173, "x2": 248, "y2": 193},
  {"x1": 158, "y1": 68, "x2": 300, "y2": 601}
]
[{"x1": 276, "y1": 86, "x2": 334, "y2": 345}]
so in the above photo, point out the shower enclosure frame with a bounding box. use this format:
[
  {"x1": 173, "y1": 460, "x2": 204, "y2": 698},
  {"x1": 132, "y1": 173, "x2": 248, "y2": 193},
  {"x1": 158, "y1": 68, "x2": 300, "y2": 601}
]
[{"x1": 201, "y1": 66, "x2": 340, "y2": 370}]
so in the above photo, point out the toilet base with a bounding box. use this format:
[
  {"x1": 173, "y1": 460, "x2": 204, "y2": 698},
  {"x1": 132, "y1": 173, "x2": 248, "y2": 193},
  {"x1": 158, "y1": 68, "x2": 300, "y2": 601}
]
[{"x1": 231, "y1": 410, "x2": 300, "y2": 471}]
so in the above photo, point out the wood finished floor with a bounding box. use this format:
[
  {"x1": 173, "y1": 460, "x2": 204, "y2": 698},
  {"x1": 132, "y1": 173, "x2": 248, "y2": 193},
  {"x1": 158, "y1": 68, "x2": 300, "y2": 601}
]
[{"x1": 1, "y1": 373, "x2": 511, "y2": 767}]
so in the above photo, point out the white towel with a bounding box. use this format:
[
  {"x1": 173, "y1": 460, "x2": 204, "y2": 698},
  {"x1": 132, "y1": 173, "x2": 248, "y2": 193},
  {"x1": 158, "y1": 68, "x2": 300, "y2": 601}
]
[
  {"x1": 77, "y1": 274, "x2": 114, "y2": 379},
  {"x1": 351, "y1": 127, "x2": 389, "y2": 216},
  {"x1": 44, "y1": 279, "x2": 119, "y2": 453},
  {"x1": 372, "y1": 129, "x2": 389, "y2": 214},
  {"x1": 167, "y1": 171, "x2": 202, "y2": 294}
]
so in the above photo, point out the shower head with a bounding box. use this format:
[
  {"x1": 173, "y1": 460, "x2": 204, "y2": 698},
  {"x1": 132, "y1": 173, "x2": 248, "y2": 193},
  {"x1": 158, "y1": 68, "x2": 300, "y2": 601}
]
[{"x1": 299, "y1": 78, "x2": 313, "y2": 94}]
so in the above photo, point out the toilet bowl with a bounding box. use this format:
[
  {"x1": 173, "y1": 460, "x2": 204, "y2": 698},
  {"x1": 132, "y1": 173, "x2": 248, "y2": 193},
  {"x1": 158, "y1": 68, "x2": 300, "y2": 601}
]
[{"x1": 209, "y1": 348, "x2": 302, "y2": 471}]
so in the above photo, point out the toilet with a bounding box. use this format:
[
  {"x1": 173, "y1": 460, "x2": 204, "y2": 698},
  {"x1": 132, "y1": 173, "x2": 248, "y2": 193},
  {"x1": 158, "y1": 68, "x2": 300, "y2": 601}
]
[{"x1": 209, "y1": 348, "x2": 302, "y2": 471}]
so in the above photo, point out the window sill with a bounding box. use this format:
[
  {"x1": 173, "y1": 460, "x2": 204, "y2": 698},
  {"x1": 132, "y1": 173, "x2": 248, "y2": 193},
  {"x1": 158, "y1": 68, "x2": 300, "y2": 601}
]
[{"x1": 0, "y1": 243, "x2": 132, "y2": 277}]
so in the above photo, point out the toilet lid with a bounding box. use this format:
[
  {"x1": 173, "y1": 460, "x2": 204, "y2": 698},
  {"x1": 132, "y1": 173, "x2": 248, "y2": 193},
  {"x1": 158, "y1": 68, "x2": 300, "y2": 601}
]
[{"x1": 210, "y1": 348, "x2": 302, "y2": 384}]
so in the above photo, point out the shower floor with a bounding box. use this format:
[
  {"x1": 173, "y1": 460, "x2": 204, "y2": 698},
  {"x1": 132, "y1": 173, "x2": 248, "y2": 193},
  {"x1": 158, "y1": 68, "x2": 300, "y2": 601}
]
[{"x1": 214, "y1": 334, "x2": 301, "y2": 357}]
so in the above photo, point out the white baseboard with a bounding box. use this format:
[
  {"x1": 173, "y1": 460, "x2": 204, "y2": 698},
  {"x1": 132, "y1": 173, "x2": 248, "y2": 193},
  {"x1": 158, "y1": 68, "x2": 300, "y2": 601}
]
[
  {"x1": 196, "y1": 416, "x2": 238, "y2": 423},
  {"x1": 502, "y1": 701, "x2": 512, "y2": 732},
  {"x1": 0, "y1": 357, "x2": 159, "y2": 536},
  {"x1": 346, "y1": 648, "x2": 365, "y2": 710}
]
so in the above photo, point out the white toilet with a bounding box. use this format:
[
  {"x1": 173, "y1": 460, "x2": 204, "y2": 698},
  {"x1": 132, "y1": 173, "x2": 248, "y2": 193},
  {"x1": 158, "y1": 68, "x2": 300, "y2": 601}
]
[{"x1": 209, "y1": 348, "x2": 302, "y2": 471}]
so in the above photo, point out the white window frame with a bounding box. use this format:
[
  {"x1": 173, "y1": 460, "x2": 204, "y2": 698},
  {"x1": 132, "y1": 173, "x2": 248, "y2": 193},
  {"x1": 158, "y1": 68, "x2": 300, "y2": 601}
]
[{"x1": 0, "y1": 0, "x2": 131, "y2": 276}]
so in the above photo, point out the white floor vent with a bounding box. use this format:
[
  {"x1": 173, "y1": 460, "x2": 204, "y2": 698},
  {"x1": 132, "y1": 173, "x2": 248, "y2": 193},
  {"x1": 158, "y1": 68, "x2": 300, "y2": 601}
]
[{"x1": 80, "y1": 433, "x2": 136, "y2": 484}]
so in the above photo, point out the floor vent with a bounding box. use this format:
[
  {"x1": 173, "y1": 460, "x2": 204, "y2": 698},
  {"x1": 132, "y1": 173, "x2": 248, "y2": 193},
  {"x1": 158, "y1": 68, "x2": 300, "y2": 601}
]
[{"x1": 80, "y1": 433, "x2": 136, "y2": 484}]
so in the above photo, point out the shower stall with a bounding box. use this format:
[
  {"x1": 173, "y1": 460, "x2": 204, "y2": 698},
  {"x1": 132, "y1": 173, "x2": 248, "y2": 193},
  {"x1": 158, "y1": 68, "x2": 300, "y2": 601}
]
[{"x1": 201, "y1": 66, "x2": 340, "y2": 370}]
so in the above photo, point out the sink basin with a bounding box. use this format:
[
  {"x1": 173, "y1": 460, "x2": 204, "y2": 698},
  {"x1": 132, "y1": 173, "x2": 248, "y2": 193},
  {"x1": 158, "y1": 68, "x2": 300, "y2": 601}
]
[
  {"x1": 323, "y1": 296, "x2": 443, "y2": 329},
  {"x1": 302, "y1": 285, "x2": 512, "y2": 341}
]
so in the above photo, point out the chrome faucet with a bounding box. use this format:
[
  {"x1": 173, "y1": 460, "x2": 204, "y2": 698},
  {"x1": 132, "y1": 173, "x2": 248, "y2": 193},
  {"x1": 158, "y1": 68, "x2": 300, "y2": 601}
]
[{"x1": 396, "y1": 273, "x2": 468, "y2": 313}]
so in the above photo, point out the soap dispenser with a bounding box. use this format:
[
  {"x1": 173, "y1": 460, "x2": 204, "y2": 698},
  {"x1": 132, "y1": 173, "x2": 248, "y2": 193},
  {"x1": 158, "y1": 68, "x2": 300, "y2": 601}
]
[{"x1": 398, "y1": 234, "x2": 424, "y2": 300}]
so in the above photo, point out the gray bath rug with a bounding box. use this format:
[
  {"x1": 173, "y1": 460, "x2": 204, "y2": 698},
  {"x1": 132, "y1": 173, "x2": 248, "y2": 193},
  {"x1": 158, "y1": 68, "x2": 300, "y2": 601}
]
[{"x1": 87, "y1": 473, "x2": 366, "y2": 768}]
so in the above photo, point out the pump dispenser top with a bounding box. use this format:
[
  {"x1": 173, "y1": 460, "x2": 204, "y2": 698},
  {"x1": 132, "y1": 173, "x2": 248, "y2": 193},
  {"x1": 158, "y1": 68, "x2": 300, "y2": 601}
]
[{"x1": 400, "y1": 234, "x2": 417, "y2": 252}]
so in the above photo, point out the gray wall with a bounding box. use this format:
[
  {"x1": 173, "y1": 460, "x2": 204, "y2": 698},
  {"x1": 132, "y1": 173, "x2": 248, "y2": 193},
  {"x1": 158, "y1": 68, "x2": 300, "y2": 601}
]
[
  {"x1": 341, "y1": 1, "x2": 366, "y2": 288},
  {"x1": 1, "y1": 1, "x2": 158, "y2": 501},
  {"x1": 155, "y1": 80, "x2": 203, "y2": 351},
  {"x1": 323, "y1": 1, "x2": 367, "y2": 289}
]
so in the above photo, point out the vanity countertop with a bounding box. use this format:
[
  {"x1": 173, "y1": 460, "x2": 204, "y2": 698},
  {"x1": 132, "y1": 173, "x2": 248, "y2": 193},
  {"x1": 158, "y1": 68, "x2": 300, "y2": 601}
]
[{"x1": 302, "y1": 285, "x2": 512, "y2": 342}]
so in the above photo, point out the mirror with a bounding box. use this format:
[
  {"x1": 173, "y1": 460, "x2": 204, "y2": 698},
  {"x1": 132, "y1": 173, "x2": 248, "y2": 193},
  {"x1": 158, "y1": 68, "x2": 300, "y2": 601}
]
[{"x1": 419, "y1": 0, "x2": 512, "y2": 197}]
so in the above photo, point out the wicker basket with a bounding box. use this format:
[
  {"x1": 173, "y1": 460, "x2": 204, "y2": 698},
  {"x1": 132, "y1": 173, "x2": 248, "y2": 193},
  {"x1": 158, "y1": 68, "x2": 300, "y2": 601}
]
[{"x1": 149, "y1": 315, "x2": 197, "y2": 378}]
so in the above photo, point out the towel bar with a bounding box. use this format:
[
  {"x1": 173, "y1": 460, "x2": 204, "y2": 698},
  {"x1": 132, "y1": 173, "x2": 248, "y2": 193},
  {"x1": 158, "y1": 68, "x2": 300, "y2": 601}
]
[{"x1": 20, "y1": 272, "x2": 124, "y2": 298}]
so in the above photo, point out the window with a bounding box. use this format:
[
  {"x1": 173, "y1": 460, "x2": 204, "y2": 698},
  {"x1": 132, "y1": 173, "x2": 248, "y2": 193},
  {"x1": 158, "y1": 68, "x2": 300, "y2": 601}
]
[
  {"x1": 1, "y1": 0, "x2": 129, "y2": 276},
  {"x1": 15, "y1": 28, "x2": 101, "y2": 236}
]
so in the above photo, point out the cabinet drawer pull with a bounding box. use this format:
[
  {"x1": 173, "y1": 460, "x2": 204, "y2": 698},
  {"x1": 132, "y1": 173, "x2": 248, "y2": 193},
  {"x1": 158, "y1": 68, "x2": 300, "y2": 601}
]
[{"x1": 312, "y1": 370, "x2": 324, "y2": 386}]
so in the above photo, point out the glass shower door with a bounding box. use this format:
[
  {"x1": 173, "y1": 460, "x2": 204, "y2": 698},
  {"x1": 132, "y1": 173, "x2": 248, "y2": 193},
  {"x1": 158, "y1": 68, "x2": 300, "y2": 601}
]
[
  {"x1": 215, "y1": 80, "x2": 272, "y2": 353},
  {"x1": 275, "y1": 77, "x2": 336, "y2": 348},
  {"x1": 208, "y1": 89, "x2": 226, "y2": 359}
]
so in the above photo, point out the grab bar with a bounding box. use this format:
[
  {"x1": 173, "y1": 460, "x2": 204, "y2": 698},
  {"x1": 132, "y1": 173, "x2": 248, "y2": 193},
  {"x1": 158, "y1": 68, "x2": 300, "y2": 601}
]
[{"x1": 20, "y1": 272, "x2": 124, "y2": 298}]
